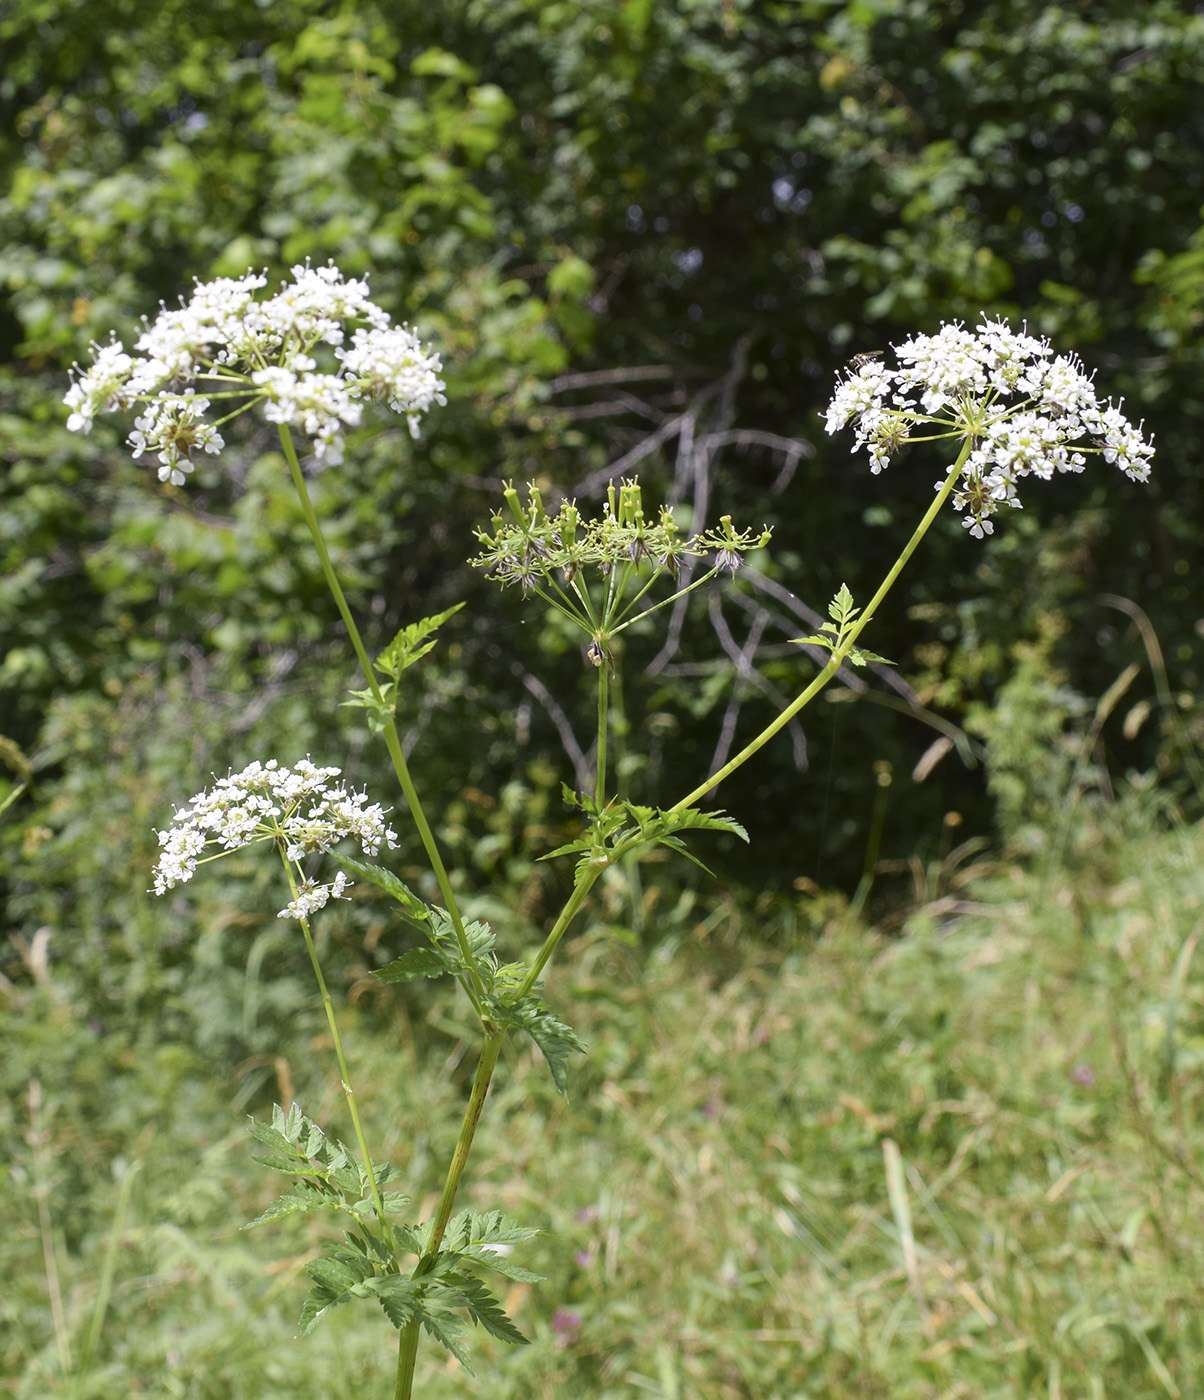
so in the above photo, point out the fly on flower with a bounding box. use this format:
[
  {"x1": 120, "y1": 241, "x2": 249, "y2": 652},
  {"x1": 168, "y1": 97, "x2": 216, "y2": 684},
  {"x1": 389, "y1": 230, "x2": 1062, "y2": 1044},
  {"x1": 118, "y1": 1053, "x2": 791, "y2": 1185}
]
[{"x1": 825, "y1": 317, "x2": 1153, "y2": 538}]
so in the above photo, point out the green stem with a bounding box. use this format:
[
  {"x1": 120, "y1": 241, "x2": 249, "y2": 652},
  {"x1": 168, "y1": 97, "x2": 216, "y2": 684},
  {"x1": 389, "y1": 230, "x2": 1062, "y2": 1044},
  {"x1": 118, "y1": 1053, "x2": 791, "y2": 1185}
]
[
  {"x1": 285, "y1": 861, "x2": 395, "y2": 1252},
  {"x1": 671, "y1": 443, "x2": 971, "y2": 813},
  {"x1": 569, "y1": 574, "x2": 602, "y2": 631},
  {"x1": 595, "y1": 660, "x2": 609, "y2": 810},
  {"x1": 517, "y1": 858, "x2": 608, "y2": 999},
  {"x1": 394, "y1": 1033, "x2": 506, "y2": 1400},
  {"x1": 610, "y1": 564, "x2": 720, "y2": 635},
  {"x1": 523, "y1": 576, "x2": 594, "y2": 633},
  {"x1": 276, "y1": 425, "x2": 487, "y2": 1013}
]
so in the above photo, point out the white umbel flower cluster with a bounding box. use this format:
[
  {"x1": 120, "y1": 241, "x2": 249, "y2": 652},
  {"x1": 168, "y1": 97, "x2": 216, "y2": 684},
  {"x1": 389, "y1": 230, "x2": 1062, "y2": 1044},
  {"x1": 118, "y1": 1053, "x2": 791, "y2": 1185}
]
[
  {"x1": 152, "y1": 757, "x2": 398, "y2": 920},
  {"x1": 825, "y1": 318, "x2": 1154, "y2": 537},
  {"x1": 64, "y1": 262, "x2": 446, "y2": 481}
]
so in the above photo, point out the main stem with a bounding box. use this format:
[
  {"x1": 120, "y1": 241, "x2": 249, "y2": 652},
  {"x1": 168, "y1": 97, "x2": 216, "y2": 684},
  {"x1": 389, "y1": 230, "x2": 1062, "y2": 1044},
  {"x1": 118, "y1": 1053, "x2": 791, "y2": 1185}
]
[
  {"x1": 394, "y1": 1033, "x2": 506, "y2": 1400},
  {"x1": 595, "y1": 660, "x2": 609, "y2": 809},
  {"x1": 671, "y1": 442, "x2": 972, "y2": 813},
  {"x1": 277, "y1": 425, "x2": 487, "y2": 1011}
]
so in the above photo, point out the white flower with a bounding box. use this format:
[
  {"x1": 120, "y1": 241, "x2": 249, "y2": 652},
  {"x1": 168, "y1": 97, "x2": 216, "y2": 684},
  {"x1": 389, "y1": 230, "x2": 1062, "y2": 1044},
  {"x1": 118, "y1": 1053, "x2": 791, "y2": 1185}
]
[
  {"x1": 151, "y1": 757, "x2": 398, "y2": 902},
  {"x1": 64, "y1": 339, "x2": 136, "y2": 431},
  {"x1": 251, "y1": 365, "x2": 362, "y2": 464},
  {"x1": 335, "y1": 326, "x2": 446, "y2": 437},
  {"x1": 826, "y1": 317, "x2": 1154, "y2": 534},
  {"x1": 128, "y1": 391, "x2": 225, "y2": 485},
  {"x1": 278, "y1": 870, "x2": 353, "y2": 921},
  {"x1": 265, "y1": 262, "x2": 391, "y2": 347},
  {"x1": 64, "y1": 261, "x2": 444, "y2": 474}
]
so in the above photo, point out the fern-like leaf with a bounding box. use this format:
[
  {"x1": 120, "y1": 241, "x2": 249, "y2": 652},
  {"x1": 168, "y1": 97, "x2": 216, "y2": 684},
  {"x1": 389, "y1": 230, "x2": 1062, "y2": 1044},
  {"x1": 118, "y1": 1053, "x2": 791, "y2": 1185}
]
[{"x1": 374, "y1": 603, "x2": 465, "y2": 679}]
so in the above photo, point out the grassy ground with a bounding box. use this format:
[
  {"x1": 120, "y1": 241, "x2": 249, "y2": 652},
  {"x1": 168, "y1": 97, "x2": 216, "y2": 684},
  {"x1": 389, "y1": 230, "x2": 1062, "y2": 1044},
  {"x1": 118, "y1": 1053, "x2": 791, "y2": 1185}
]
[{"x1": 4, "y1": 806, "x2": 1203, "y2": 1398}]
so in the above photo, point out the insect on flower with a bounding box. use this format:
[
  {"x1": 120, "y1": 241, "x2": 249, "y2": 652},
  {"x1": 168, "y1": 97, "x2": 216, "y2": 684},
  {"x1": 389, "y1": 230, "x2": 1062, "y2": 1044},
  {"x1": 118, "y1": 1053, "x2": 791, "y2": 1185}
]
[
  {"x1": 824, "y1": 317, "x2": 1154, "y2": 538},
  {"x1": 847, "y1": 351, "x2": 884, "y2": 370}
]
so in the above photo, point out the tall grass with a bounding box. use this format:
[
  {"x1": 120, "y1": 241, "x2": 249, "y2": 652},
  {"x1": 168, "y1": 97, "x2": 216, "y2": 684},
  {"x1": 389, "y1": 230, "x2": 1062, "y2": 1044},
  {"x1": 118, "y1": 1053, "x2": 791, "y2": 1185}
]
[{"x1": 4, "y1": 801, "x2": 1202, "y2": 1398}]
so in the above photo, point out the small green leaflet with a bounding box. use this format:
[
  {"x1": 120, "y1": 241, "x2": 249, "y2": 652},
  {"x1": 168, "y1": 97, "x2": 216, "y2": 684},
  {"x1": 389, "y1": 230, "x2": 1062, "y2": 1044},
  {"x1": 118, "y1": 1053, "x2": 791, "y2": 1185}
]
[
  {"x1": 790, "y1": 582, "x2": 893, "y2": 667},
  {"x1": 542, "y1": 799, "x2": 748, "y2": 879},
  {"x1": 411, "y1": 1300, "x2": 475, "y2": 1371},
  {"x1": 341, "y1": 605, "x2": 464, "y2": 733},
  {"x1": 374, "y1": 602, "x2": 465, "y2": 681},
  {"x1": 412, "y1": 1208, "x2": 542, "y2": 1267},
  {"x1": 632, "y1": 806, "x2": 749, "y2": 877},
  {"x1": 364, "y1": 1273, "x2": 421, "y2": 1331},
  {"x1": 340, "y1": 679, "x2": 398, "y2": 734},
  {"x1": 242, "y1": 1104, "x2": 406, "y2": 1231},
  {"x1": 486, "y1": 995, "x2": 586, "y2": 1099},
  {"x1": 371, "y1": 947, "x2": 450, "y2": 983},
  {"x1": 372, "y1": 915, "x2": 495, "y2": 985},
  {"x1": 440, "y1": 1273, "x2": 530, "y2": 1347},
  {"x1": 298, "y1": 1241, "x2": 380, "y2": 1334}
]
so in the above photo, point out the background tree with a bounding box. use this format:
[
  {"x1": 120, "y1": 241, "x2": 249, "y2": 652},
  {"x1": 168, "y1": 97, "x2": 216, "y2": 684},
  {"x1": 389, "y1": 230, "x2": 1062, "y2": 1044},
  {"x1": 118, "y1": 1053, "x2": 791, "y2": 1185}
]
[{"x1": 2, "y1": 0, "x2": 1201, "y2": 919}]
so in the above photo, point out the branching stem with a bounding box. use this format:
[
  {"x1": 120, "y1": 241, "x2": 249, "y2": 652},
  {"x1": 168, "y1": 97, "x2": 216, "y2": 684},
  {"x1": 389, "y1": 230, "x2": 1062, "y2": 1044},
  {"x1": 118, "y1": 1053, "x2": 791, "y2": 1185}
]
[
  {"x1": 394, "y1": 1034, "x2": 506, "y2": 1400},
  {"x1": 670, "y1": 441, "x2": 971, "y2": 812}
]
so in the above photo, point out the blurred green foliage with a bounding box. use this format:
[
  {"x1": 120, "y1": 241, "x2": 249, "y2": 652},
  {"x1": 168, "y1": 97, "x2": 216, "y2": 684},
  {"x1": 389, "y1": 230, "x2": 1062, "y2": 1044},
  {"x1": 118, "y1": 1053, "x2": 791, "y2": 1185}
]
[
  {"x1": 3, "y1": 0, "x2": 1203, "y2": 895},
  {"x1": 5, "y1": 806, "x2": 1204, "y2": 1396}
]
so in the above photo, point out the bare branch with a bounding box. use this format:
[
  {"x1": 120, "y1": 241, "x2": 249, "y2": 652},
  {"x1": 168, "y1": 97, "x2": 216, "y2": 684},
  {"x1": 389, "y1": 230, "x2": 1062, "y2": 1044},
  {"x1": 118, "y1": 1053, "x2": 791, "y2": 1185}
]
[
  {"x1": 571, "y1": 412, "x2": 696, "y2": 498},
  {"x1": 706, "y1": 593, "x2": 808, "y2": 775},
  {"x1": 513, "y1": 665, "x2": 592, "y2": 793},
  {"x1": 548, "y1": 364, "x2": 714, "y2": 393},
  {"x1": 557, "y1": 393, "x2": 670, "y2": 424}
]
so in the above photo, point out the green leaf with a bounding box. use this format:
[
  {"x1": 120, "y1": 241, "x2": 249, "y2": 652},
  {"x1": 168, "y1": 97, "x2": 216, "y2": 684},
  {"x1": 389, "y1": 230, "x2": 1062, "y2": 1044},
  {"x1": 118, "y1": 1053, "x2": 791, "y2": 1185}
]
[
  {"x1": 652, "y1": 807, "x2": 749, "y2": 844},
  {"x1": 246, "y1": 1118, "x2": 296, "y2": 1157},
  {"x1": 508, "y1": 999, "x2": 586, "y2": 1099},
  {"x1": 454, "y1": 1208, "x2": 541, "y2": 1253},
  {"x1": 374, "y1": 603, "x2": 465, "y2": 681},
  {"x1": 829, "y1": 582, "x2": 857, "y2": 625},
  {"x1": 243, "y1": 1184, "x2": 341, "y2": 1229},
  {"x1": 245, "y1": 1105, "x2": 403, "y2": 1219},
  {"x1": 248, "y1": 1151, "x2": 311, "y2": 1174},
  {"x1": 340, "y1": 681, "x2": 398, "y2": 735},
  {"x1": 429, "y1": 912, "x2": 497, "y2": 963},
  {"x1": 373, "y1": 946, "x2": 456, "y2": 983},
  {"x1": 655, "y1": 833, "x2": 716, "y2": 877},
  {"x1": 417, "y1": 1303, "x2": 475, "y2": 1373},
  {"x1": 462, "y1": 1249, "x2": 543, "y2": 1284},
  {"x1": 367, "y1": 1274, "x2": 420, "y2": 1330},
  {"x1": 409, "y1": 1209, "x2": 543, "y2": 1287},
  {"x1": 298, "y1": 1292, "x2": 336, "y2": 1336},
  {"x1": 445, "y1": 1272, "x2": 530, "y2": 1346},
  {"x1": 307, "y1": 1254, "x2": 370, "y2": 1296},
  {"x1": 791, "y1": 631, "x2": 837, "y2": 651},
  {"x1": 390, "y1": 1223, "x2": 426, "y2": 1256},
  {"x1": 539, "y1": 835, "x2": 596, "y2": 863},
  {"x1": 336, "y1": 855, "x2": 433, "y2": 925},
  {"x1": 850, "y1": 647, "x2": 893, "y2": 666}
]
